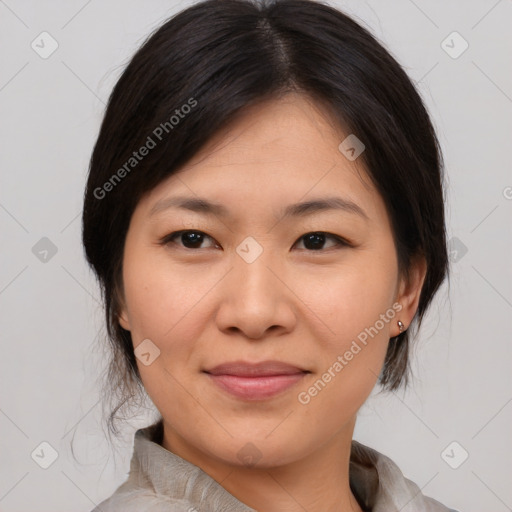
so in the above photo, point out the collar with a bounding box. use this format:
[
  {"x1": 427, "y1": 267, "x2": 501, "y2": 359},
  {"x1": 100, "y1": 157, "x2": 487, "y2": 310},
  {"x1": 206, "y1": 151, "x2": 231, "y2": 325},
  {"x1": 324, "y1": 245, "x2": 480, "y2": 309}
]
[{"x1": 123, "y1": 420, "x2": 452, "y2": 512}]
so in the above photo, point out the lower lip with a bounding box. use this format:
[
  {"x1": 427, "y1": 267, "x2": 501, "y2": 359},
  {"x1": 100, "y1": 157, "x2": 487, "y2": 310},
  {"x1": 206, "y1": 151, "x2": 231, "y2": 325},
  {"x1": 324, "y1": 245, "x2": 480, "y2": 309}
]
[{"x1": 206, "y1": 373, "x2": 307, "y2": 400}]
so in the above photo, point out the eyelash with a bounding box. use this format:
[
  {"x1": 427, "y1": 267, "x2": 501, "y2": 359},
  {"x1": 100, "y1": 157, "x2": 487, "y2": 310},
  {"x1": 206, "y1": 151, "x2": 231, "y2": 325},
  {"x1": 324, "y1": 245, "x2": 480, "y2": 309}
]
[{"x1": 159, "y1": 230, "x2": 352, "y2": 252}]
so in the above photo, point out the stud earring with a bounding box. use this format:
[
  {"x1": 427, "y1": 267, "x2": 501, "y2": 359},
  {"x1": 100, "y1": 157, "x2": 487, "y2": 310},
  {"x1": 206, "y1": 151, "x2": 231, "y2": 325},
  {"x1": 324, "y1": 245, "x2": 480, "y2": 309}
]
[{"x1": 397, "y1": 320, "x2": 405, "y2": 334}]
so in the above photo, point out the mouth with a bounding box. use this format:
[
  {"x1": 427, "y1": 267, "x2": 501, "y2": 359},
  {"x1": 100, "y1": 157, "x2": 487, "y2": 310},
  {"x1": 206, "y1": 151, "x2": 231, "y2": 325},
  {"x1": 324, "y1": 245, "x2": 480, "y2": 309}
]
[{"x1": 203, "y1": 360, "x2": 310, "y2": 401}]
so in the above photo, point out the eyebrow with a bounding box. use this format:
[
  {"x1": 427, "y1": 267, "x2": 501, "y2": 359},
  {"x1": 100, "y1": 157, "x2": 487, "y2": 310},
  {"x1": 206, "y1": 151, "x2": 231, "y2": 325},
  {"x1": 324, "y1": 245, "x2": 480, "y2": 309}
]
[{"x1": 149, "y1": 195, "x2": 369, "y2": 221}]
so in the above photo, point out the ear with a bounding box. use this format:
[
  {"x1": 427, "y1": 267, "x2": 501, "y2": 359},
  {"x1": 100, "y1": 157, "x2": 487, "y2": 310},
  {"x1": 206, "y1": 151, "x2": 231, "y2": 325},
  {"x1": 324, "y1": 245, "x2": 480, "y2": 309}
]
[
  {"x1": 394, "y1": 254, "x2": 427, "y2": 337},
  {"x1": 116, "y1": 289, "x2": 131, "y2": 331},
  {"x1": 118, "y1": 307, "x2": 131, "y2": 331}
]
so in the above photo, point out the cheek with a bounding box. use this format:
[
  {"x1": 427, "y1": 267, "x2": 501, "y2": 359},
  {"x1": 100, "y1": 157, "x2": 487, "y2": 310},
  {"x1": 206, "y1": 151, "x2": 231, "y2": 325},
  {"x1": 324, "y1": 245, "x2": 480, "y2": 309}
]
[
  {"x1": 292, "y1": 253, "x2": 397, "y2": 346},
  {"x1": 291, "y1": 249, "x2": 397, "y2": 406},
  {"x1": 122, "y1": 247, "x2": 214, "y2": 342},
  {"x1": 122, "y1": 251, "x2": 214, "y2": 416},
  {"x1": 295, "y1": 315, "x2": 391, "y2": 431}
]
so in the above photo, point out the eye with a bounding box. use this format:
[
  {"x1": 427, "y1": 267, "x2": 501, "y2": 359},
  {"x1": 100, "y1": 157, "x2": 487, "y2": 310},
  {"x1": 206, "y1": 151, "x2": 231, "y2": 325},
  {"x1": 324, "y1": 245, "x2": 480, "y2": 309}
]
[
  {"x1": 293, "y1": 232, "x2": 350, "y2": 251},
  {"x1": 160, "y1": 230, "x2": 219, "y2": 250},
  {"x1": 160, "y1": 230, "x2": 351, "y2": 251}
]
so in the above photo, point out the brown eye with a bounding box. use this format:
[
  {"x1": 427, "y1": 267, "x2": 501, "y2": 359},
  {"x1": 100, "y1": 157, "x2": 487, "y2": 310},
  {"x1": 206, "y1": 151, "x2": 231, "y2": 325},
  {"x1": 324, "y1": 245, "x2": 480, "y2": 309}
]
[
  {"x1": 160, "y1": 230, "x2": 350, "y2": 252},
  {"x1": 161, "y1": 230, "x2": 218, "y2": 249},
  {"x1": 294, "y1": 232, "x2": 349, "y2": 251}
]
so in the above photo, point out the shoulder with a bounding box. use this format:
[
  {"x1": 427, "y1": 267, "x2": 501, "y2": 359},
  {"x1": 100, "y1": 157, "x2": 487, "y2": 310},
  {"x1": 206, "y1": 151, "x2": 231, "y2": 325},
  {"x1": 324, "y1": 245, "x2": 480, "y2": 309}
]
[{"x1": 350, "y1": 440, "x2": 461, "y2": 512}]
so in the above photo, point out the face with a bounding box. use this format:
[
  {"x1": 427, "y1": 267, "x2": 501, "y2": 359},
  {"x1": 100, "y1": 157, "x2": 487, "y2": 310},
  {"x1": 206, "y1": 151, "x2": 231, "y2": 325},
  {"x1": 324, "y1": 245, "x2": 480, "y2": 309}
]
[{"x1": 118, "y1": 93, "x2": 425, "y2": 469}]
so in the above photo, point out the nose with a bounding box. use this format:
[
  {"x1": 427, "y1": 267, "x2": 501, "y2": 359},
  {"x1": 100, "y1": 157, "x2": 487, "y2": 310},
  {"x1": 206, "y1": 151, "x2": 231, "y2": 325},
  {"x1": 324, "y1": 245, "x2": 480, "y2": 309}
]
[{"x1": 214, "y1": 250, "x2": 297, "y2": 340}]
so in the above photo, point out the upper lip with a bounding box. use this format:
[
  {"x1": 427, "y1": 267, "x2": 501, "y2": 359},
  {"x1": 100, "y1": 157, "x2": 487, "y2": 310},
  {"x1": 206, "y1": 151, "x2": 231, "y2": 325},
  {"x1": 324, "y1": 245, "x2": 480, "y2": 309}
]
[{"x1": 204, "y1": 360, "x2": 309, "y2": 377}]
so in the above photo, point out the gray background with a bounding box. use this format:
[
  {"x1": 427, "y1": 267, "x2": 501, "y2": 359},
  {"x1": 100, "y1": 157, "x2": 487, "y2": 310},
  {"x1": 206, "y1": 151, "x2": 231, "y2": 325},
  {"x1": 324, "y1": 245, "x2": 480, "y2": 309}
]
[{"x1": 1, "y1": 0, "x2": 511, "y2": 510}]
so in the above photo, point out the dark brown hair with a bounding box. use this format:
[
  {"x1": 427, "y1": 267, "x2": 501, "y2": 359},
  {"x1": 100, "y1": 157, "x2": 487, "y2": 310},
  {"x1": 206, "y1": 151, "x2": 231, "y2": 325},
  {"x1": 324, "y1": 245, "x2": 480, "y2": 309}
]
[{"x1": 82, "y1": 0, "x2": 449, "y2": 434}]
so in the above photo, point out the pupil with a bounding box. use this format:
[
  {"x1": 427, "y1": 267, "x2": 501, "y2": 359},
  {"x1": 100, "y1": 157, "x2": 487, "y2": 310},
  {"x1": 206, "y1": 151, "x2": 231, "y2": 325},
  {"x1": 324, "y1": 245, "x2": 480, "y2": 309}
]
[
  {"x1": 180, "y1": 232, "x2": 327, "y2": 250},
  {"x1": 305, "y1": 232, "x2": 324, "y2": 250},
  {"x1": 184, "y1": 232, "x2": 202, "y2": 247}
]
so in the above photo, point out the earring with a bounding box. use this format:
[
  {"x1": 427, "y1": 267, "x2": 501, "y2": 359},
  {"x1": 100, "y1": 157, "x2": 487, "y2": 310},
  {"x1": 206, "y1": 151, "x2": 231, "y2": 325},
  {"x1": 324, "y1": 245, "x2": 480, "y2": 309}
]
[{"x1": 397, "y1": 320, "x2": 405, "y2": 334}]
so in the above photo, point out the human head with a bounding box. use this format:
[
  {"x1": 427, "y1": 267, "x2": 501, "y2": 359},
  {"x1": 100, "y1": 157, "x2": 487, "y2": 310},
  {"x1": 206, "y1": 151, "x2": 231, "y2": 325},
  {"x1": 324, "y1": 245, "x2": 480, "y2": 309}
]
[{"x1": 82, "y1": 0, "x2": 449, "y2": 436}]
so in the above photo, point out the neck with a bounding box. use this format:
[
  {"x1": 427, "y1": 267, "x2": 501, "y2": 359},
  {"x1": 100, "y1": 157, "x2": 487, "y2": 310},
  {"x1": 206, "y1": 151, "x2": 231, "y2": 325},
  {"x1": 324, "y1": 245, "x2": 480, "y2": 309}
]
[{"x1": 162, "y1": 419, "x2": 364, "y2": 512}]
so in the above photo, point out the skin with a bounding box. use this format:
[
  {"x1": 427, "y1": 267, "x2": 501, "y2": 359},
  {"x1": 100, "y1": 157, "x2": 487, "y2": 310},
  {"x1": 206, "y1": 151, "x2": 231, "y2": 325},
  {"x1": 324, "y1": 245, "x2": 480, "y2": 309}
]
[{"x1": 118, "y1": 92, "x2": 427, "y2": 512}]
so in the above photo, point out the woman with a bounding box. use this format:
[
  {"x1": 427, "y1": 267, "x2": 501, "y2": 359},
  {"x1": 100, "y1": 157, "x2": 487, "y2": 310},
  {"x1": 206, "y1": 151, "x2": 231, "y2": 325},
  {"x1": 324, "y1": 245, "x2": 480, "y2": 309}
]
[{"x1": 82, "y1": 0, "x2": 458, "y2": 510}]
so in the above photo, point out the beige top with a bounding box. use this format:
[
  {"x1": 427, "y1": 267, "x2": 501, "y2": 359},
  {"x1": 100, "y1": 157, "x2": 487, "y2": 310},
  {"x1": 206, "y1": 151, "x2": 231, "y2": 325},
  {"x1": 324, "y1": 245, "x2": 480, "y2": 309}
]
[{"x1": 92, "y1": 421, "x2": 458, "y2": 512}]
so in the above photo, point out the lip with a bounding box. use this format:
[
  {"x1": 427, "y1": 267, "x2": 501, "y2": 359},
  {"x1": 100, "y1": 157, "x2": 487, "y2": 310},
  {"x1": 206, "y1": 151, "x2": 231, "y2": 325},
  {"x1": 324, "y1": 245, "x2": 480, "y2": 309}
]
[{"x1": 203, "y1": 360, "x2": 310, "y2": 401}]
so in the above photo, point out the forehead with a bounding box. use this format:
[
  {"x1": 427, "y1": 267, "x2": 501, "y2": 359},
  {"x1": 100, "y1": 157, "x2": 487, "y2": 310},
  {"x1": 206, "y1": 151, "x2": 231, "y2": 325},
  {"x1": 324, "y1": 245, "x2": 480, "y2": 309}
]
[
  {"x1": 138, "y1": 93, "x2": 385, "y2": 224},
  {"x1": 178, "y1": 94, "x2": 362, "y2": 179}
]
